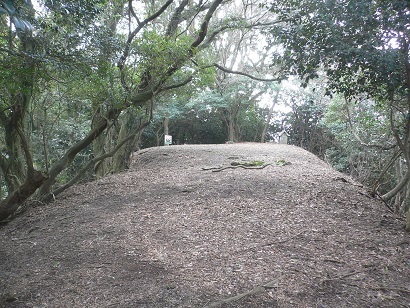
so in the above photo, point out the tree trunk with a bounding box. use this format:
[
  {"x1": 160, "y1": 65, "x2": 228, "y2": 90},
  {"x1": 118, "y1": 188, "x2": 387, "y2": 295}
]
[
  {"x1": 0, "y1": 170, "x2": 47, "y2": 221},
  {"x1": 112, "y1": 121, "x2": 128, "y2": 172},
  {"x1": 112, "y1": 111, "x2": 148, "y2": 170},
  {"x1": 401, "y1": 181, "x2": 410, "y2": 213},
  {"x1": 226, "y1": 115, "x2": 233, "y2": 142},
  {"x1": 93, "y1": 108, "x2": 150, "y2": 177},
  {"x1": 261, "y1": 90, "x2": 279, "y2": 143},
  {"x1": 0, "y1": 18, "x2": 38, "y2": 218},
  {"x1": 382, "y1": 107, "x2": 410, "y2": 202},
  {"x1": 156, "y1": 125, "x2": 162, "y2": 146},
  {"x1": 226, "y1": 98, "x2": 241, "y2": 143},
  {"x1": 92, "y1": 107, "x2": 108, "y2": 179},
  {"x1": 2, "y1": 119, "x2": 27, "y2": 192},
  {"x1": 394, "y1": 159, "x2": 404, "y2": 211},
  {"x1": 1, "y1": 33, "x2": 36, "y2": 193},
  {"x1": 36, "y1": 107, "x2": 121, "y2": 199},
  {"x1": 163, "y1": 116, "x2": 170, "y2": 136}
]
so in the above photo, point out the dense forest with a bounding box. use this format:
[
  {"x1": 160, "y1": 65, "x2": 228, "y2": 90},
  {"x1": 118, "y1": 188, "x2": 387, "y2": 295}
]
[{"x1": 0, "y1": 0, "x2": 409, "y2": 230}]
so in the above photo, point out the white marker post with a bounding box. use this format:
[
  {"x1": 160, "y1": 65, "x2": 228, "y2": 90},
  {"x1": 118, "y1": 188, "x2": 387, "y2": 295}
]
[{"x1": 164, "y1": 135, "x2": 172, "y2": 146}]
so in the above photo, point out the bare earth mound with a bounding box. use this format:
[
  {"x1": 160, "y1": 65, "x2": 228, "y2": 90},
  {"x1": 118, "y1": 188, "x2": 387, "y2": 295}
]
[{"x1": 0, "y1": 143, "x2": 409, "y2": 307}]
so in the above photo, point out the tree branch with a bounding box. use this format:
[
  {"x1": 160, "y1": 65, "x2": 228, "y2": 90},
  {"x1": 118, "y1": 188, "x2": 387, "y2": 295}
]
[
  {"x1": 15, "y1": 123, "x2": 35, "y2": 176},
  {"x1": 118, "y1": 0, "x2": 174, "y2": 71},
  {"x1": 371, "y1": 148, "x2": 402, "y2": 194},
  {"x1": 0, "y1": 169, "x2": 47, "y2": 221},
  {"x1": 36, "y1": 107, "x2": 122, "y2": 198},
  {"x1": 166, "y1": 0, "x2": 189, "y2": 37},
  {"x1": 176, "y1": 2, "x2": 211, "y2": 38},
  {"x1": 213, "y1": 63, "x2": 282, "y2": 82},
  {"x1": 128, "y1": 0, "x2": 140, "y2": 25},
  {"x1": 345, "y1": 101, "x2": 396, "y2": 150},
  {"x1": 381, "y1": 101, "x2": 410, "y2": 201},
  {"x1": 190, "y1": 0, "x2": 224, "y2": 49},
  {"x1": 155, "y1": 0, "x2": 223, "y2": 91},
  {"x1": 161, "y1": 75, "x2": 193, "y2": 91},
  {"x1": 51, "y1": 118, "x2": 151, "y2": 198}
]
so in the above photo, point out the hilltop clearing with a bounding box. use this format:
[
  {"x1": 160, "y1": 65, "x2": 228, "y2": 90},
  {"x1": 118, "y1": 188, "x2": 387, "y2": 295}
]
[{"x1": 0, "y1": 143, "x2": 409, "y2": 307}]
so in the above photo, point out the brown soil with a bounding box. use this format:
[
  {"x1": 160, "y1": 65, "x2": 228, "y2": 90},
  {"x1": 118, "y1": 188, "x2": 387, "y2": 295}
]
[{"x1": 0, "y1": 143, "x2": 409, "y2": 308}]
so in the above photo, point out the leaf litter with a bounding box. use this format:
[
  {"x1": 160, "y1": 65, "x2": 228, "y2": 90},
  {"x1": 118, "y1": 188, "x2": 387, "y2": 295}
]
[{"x1": 0, "y1": 143, "x2": 409, "y2": 307}]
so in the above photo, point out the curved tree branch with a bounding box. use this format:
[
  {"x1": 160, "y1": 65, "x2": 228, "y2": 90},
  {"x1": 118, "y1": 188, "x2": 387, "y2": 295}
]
[
  {"x1": 190, "y1": 0, "x2": 223, "y2": 49},
  {"x1": 118, "y1": 0, "x2": 174, "y2": 71},
  {"x1": 36, "y1": 107, "x2": 122, "y2": 198},
  {"x1": 213, "y1": 63, "x2": 283, "y2": 82},
  {"x1": 381, "y1": 98, "x2": 410, "y2": 201},
  {"x1": 128, "y1": 0, "x2": 140, "y2": 25},
  {"x1": 161, "y1": 75, "x2": 193, "y2": 91}
]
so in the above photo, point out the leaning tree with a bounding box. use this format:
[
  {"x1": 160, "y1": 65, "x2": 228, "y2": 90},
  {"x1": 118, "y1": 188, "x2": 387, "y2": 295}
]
[
  {"x1": 0, "y1": 0, "x2": 284, "y2": 221},
  {"x1": 0, "y1": 0, "x2": 228, "y2": 220}
]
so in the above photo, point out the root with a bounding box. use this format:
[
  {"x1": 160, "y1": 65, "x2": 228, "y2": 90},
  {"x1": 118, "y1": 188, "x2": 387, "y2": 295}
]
[
  {"x1": 202, "y1": 163, "x2": 273, "y2": 172},
  {"x1": 204, "y1": 276, "x2": 283, "y2": 308}
]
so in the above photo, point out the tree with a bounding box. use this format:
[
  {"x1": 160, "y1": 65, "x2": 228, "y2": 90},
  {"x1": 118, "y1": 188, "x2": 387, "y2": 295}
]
[
  {"x1": 145, "y1": 62, "x2": 217, "y2": 147},
  {"x1": 167, "y1": 104, "x2": 227, "y2": 145},
  {"x1": 321, "y1": 94, "x2": 410, "y2": 215},
  {"x1": 142, "y1": 0, "x2": 285, "y2": 146},
  {"x1": 0, "y1": 0, "x2": 229, "y2": 220},
  {"x1": 260, "y1": 86, "x2": 280, "y2": 143},
  {"x1": 275, "y1": 81, "x2": 336, "y2": 157},
  {"x1": 0, "y1": 0, "x2": 49, "y2": 219},
  {"x1": 204, "y1": 2, "x2": 282, "y2": 142},
  {"x1": 269, "y1": 0, "x2": 410, "y2": 229}
]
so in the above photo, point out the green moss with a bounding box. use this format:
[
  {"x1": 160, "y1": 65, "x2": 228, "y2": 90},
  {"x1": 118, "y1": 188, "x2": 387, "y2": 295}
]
[
  {"x1": 231, "y1": 160, "x2": 265, "y2": 167},
  {"x1": 275, "y1": 159, "x2": 291, "y2": 166}
]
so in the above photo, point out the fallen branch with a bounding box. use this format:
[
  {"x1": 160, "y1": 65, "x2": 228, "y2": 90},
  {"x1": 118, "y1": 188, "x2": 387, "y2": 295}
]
[
  {"x1": 204, "y1": 277, "x2": 283, "y2": 308},
  {"x1": 201, "y1": 166, "x2": 223, "y2": 171},
  {"x1": 202, "y1": 163, "x2": 273, "y2": 172}
]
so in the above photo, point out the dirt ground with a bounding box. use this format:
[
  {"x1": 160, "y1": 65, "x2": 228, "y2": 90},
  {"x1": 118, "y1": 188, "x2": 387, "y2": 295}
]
[{"x1": 0, "y1": 143, "x2": 409, "y2": 308}]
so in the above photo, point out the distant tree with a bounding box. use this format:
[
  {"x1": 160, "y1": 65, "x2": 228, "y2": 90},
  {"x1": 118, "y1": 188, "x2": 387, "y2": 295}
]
[
  {"x1": 148, "y1": 64, "x2": 217, "y2": 146},
  {"x1": 281, "y1": 84, "x2": 336, "y2": 158},
  {"x1": 235, "y1": 104, "x2": 266, "y2": 142},
  {"x1": 169, "y1": 107, "x2": 226, "y2": 145},
  {"x1": 260, "y1": 86, "x2": 281, "y2": 143}
]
